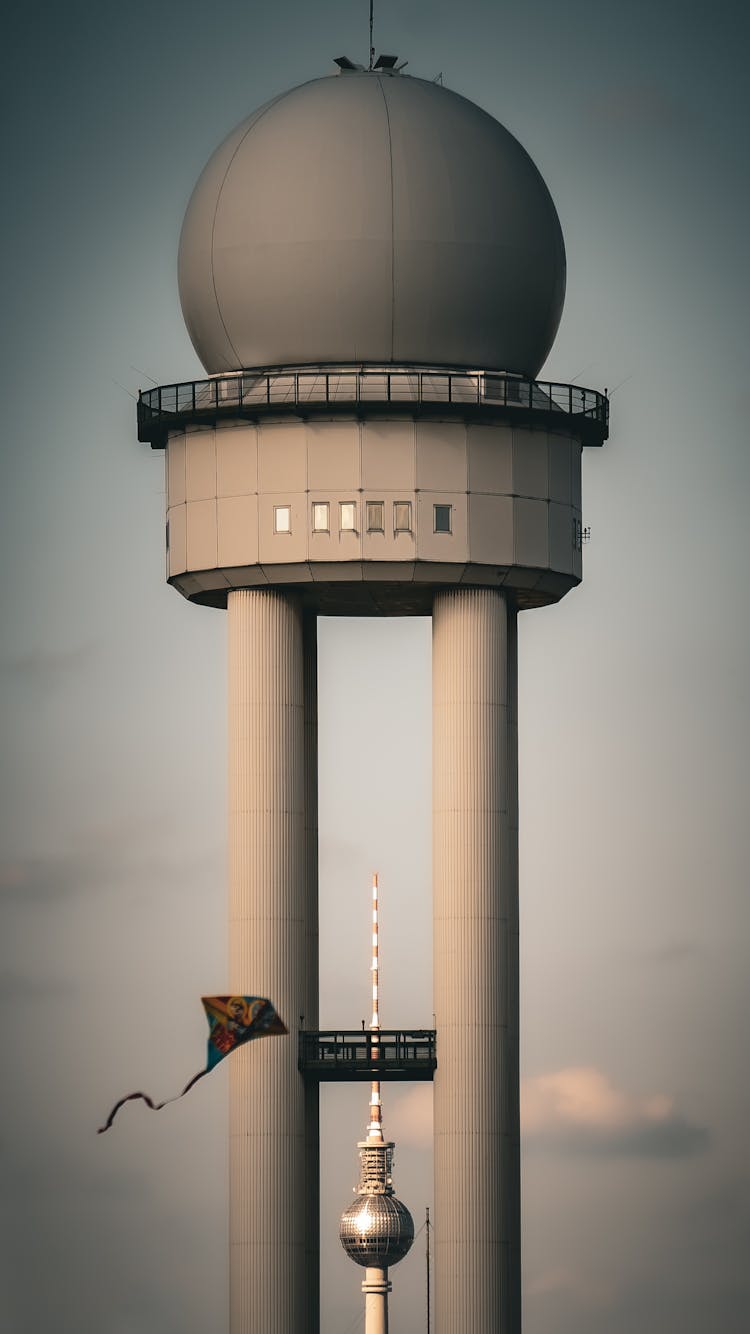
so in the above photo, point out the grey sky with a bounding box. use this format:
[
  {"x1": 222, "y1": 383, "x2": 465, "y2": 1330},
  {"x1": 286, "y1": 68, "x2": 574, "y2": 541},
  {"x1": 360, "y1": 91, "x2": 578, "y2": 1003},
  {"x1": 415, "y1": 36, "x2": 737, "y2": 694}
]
[{"x1": 1, "y1": 1, "x2": 749, "y2": 1331}]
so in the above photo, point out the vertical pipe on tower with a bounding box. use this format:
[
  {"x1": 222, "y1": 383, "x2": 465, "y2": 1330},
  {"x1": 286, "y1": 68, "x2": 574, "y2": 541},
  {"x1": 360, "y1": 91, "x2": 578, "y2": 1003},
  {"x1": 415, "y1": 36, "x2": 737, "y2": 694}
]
[
  {"x1": 506, "y1": 608, "x2": 520, "y2": 1331},
  {"x1": 302, "y1": 611, "x2": 320, "y2": 1333},
  {"x1": 432, "y1": 588, "x2": 520, "y2": 1334},
  {"x1": 228, "y1": 588, "x2": 315, "y2": 1334}
]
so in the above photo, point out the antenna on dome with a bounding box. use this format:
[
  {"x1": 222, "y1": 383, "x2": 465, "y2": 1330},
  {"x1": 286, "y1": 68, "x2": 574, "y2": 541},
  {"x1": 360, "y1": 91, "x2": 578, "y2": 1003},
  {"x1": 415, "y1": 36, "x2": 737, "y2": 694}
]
[{"x1": 369, "y1": 0, "x2": 375, "y2": 70}]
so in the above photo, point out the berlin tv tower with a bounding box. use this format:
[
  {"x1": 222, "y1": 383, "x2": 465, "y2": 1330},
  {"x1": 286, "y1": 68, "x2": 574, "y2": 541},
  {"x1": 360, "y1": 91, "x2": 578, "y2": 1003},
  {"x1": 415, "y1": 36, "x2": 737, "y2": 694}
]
[{"x1": 339, "y1": 875, "x2": 414, "y2": 1333}]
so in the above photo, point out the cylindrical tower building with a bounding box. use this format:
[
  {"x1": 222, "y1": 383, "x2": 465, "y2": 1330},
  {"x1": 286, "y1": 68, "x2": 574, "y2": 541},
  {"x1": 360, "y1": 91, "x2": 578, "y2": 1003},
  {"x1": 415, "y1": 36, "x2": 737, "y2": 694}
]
[{"x1": 138, "y1": 58, "x2": 608, "y2": 1334}]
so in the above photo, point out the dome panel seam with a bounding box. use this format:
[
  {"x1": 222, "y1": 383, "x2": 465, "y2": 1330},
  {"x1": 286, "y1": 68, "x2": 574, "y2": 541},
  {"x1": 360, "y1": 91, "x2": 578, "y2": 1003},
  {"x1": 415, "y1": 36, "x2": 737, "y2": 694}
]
[
  {"x1": 376, "y1": 76, "x2": 395, "y2": 364},
  {"x1": 209, "y1": 81, "x2": 320, "y2": 370}
]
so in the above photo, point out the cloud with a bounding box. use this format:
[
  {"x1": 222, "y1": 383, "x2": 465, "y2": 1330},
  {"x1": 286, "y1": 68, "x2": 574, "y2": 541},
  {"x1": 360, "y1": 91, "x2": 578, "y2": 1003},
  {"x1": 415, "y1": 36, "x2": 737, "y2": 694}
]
[
  {"x1": 377, "y1": 1068, "x2": 708, "y2": 1160},
  {"x1": 651, "y1": 940, "x2": 701, "y2": 965},
  {"x1": 526, "y1": 1264, "x2": 615, "y2": 1311},
  {"x1": 0, "y1": 641, "x2": 99, "y2": 683},
  {"x1": 521, "y1": 1066, "x2": 709, "y2": 1158},
  {"x1": 0, "y1": 820, "x2": 220, "y2": 905},
  {"x1": 0, "y1": 971, "x2": 73, "y2": 999},
  {"x1": 584, "y1": 84, "x2": 688, "y2": 133},
  {"x1": 0, "y1": 855, "x2": 93, "y2": 904},
  {"x1": 387, "y1": 1084, "x2": 433, "y2": 1148}
]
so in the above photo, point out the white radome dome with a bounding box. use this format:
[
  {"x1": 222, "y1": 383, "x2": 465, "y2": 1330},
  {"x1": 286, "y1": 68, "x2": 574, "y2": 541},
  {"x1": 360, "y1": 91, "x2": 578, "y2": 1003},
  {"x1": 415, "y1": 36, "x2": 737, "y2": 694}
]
[{"x1": 178, "y1": 69, "x2": 565, "y2": 376}]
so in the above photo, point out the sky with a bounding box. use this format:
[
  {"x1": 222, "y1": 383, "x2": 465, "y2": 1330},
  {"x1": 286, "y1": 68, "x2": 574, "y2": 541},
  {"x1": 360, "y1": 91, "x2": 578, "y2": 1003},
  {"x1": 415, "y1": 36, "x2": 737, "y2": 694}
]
[{"x1": 1, "y1": 1, "x2": 749, "y2": 1331}]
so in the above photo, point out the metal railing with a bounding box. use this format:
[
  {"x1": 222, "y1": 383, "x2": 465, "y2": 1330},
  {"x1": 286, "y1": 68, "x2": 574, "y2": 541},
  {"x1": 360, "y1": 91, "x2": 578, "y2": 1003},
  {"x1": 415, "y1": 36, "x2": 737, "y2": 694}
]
[
  {"x1": 137, "y1": 366, "x2": 608, "y2": 446},
  {"x1": 299, "y1": 1029, "x2": 437, "y2": 1082}
]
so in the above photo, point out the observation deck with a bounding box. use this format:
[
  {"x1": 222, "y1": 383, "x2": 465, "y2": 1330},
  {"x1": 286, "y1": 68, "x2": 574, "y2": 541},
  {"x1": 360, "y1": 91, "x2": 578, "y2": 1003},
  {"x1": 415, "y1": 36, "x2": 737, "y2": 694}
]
[
  {"x1": 137, "y1": 366, "x2": 608, "y2": 449},
  {"x1": 299, "y1": 1029, "x2": 437, "y2": 1083}
]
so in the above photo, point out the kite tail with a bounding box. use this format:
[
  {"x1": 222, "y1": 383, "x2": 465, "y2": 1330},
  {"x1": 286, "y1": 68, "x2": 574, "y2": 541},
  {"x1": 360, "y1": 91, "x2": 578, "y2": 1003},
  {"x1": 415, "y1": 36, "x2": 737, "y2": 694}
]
[{"x1": 97, "y1": 1066, "x2": 208, "y2": 1134}]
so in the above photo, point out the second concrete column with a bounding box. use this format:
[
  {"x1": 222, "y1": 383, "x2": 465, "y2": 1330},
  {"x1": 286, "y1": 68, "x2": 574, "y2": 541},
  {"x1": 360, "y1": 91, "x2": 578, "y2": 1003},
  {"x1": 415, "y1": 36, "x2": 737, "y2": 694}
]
[{"x1": 432, "y1": 587, "x2": 520, "y2": 1334}]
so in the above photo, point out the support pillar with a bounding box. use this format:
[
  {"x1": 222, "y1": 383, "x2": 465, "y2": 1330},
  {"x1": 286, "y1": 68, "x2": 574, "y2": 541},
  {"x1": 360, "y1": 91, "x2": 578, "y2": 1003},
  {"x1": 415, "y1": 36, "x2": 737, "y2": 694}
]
[
  {"x1": 432, "y1": 588, "x2": 520, "y2": 1334},
  {"x1": 228, "y1": 589, "x2": 319, "y2": 1334},
  {"x1": 362, "y1": 1267, "x2": 391, "y2": 1334}
]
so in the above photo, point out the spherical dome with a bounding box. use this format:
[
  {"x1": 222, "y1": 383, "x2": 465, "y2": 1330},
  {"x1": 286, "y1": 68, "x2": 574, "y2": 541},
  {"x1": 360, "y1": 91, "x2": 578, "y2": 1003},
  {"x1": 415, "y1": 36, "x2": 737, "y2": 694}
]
[
  {"x1": 178, "y1": 71, "x2": 565, "y2": 376},
  {"x1": 339, "y1": 1192, "x2": 414, "y2": 1268}
]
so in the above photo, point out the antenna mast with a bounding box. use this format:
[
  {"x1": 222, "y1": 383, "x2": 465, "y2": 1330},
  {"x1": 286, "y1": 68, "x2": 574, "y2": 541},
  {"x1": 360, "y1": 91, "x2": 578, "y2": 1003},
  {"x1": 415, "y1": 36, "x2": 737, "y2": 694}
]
[
  {"x1": 426, "y1": 1206, "x2": 431, "y2": 1334},
  {"x1": 369, "y1": 0, "x2": 375, "y2": 70},
  {"x1": 368, "y1": 872, "x2": 382, "y2": 1139}
]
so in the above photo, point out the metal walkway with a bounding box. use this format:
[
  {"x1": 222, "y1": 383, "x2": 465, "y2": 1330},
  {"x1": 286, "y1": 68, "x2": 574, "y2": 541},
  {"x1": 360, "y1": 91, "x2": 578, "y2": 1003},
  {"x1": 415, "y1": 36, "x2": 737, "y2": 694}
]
[
  {"x1": 299, "y1": 1029, "x2": 436, "y2": 1082},
  {"x1": 137, "y1": 366, "x2": 608, "y2": 448}
]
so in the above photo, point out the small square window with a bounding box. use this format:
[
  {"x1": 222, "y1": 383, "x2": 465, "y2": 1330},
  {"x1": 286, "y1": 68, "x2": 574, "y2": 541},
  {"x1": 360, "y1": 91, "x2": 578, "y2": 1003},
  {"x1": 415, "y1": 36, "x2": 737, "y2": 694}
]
[
  {"x1": 434, "y1": 503, "x2": 452, "y2": 534},
  {"x1": 340, "y1": 501, "x2": 357, "y2": 532},
  {"x1": 274, "y1": 505, "x2": 291, "y2": 534},
  {"x1": 393, "y1": 501, "x2": 412, "y2": 533},
  {"x1": 366, "y1": 501, "x2": 385, "y2": 533},
  {"x1": 312, "y1": 502, "x2": 329, "y2": 533}
]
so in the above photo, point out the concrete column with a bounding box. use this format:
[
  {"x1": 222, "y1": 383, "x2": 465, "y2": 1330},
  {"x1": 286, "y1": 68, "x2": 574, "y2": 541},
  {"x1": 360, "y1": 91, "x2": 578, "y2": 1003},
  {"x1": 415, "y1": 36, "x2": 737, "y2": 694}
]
[
  {"x1": 228, "y1": 589, "x2": 318, "y2": 1334},
  {"x1": 432, "y1": 588, "x2": 520, "y2": 1334},
  {"x1": 362, "y1": 1267, "x2": 391, "y2": 1334}
]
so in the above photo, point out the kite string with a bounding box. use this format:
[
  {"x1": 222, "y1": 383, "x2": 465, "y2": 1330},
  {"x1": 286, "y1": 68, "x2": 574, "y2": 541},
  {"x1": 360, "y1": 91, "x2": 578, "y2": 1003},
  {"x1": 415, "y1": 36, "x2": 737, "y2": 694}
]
[{"x1": 97, "y1": 1065, "x2": 208, "y2": 1134}]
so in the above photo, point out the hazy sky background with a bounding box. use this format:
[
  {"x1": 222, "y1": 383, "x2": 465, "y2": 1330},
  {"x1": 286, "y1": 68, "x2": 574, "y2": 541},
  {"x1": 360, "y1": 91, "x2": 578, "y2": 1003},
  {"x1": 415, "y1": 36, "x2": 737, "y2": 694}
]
[{"x1": 1, "y1": 1, "x2": 748, "y2": 1331}]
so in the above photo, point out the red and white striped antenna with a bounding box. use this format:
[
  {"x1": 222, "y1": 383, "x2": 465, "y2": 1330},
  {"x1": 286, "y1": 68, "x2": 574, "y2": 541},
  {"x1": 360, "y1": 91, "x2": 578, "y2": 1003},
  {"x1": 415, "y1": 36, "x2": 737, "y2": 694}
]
[{"x1": 367, "y1": 872, "x2": 383, "y2": 1142}]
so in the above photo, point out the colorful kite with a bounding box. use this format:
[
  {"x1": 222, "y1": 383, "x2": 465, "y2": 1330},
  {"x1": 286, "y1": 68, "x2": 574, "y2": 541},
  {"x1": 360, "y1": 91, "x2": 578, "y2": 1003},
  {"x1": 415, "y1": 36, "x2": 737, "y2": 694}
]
[{"x1": 98, "y1": 995, "x2": 287, "y2": 1133}]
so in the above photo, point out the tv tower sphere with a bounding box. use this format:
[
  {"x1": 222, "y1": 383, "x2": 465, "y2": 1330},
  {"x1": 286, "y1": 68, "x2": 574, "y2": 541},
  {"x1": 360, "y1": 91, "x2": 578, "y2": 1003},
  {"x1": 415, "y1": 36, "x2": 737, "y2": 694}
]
[
  {"x1": 339, "y1": 1194, "x2": 415, "y2": 1268},
  {"x1": 137, "y1": 54, "x2": 609, "y2": 1334},
  {"x1": 178, "y1": 72, "x2": 566, "y2": 377}
]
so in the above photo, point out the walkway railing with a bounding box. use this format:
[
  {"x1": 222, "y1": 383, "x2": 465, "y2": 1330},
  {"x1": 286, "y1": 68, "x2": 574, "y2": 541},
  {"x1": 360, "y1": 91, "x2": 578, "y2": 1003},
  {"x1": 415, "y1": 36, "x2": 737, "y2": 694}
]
[
  {"x1": 299, "y1": 1029, "x2": 437, "y2": 1082},
  {"x1": 137, "y1": 366, "x2": 608, "y2": 447}
]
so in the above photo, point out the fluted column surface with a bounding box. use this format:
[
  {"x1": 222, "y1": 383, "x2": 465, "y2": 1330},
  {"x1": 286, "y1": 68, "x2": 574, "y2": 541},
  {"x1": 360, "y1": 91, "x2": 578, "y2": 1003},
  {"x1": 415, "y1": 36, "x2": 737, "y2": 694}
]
[
  {"x1": 432, "y1": 588, "x2": 520, "y2": 1334},
  {"x1": 228, "y1": 589, "x2": 317, "y2": 1334}
]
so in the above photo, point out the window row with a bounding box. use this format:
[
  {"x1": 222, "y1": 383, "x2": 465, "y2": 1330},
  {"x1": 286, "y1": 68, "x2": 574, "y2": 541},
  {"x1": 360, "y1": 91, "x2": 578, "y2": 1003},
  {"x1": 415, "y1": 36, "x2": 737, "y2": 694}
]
[{"x1": 273, "y1": 501, "x2": 453, "y2": 536}]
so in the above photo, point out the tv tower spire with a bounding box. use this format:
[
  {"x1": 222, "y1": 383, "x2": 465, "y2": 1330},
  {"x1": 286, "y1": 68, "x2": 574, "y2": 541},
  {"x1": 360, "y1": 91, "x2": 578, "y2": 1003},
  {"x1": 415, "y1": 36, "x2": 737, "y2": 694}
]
[
  {"x1": 340, "y1": 874, "x2": 414, "y2": 1333},
  {"x1": 368, "y1": 871, "x2": 383, "y2": 1139}
]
